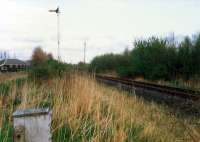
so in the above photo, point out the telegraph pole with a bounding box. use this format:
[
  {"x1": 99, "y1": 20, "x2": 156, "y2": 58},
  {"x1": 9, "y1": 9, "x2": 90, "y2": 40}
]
[
  {"x1": 49, "y1": 6, "x2": 61, "y2": 61},
  {"x1": 84, "y1": 40, "x2": 86, "y2": 64}
]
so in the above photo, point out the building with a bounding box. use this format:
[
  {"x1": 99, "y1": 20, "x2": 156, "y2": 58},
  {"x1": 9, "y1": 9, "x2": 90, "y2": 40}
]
[{"x1": 0, "y1": 59, "x2": 29, "y2": 72}]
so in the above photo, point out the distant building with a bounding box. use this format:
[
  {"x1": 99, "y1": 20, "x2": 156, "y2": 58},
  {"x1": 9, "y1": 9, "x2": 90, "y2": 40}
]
[{"x1": 0, "y1": 59, "x2": 29, "y2": 72}]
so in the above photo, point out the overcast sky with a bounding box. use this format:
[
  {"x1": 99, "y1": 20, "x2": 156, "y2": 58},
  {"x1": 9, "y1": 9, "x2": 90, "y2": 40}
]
[{"x1": 1, "y1": 0, "x2": 200, "y2": 63}]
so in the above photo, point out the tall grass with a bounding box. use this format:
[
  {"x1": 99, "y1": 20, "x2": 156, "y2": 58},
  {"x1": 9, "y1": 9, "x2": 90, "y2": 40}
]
[
  {"x1": 0, "y1": 73, "x2": 199, "y2": 142},
  {"x1": 0, "y1": 72, "x2": 27, "y2": 83}
]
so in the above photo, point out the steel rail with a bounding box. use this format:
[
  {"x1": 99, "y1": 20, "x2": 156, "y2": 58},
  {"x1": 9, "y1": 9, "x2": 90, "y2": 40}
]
[{"x1": 96, "y1": 75, "x2": 200, "y2": 101}]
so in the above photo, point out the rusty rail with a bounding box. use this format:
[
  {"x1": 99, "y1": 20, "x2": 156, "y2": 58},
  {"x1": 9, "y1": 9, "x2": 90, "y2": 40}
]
[{"x1": 96, "y1": 75, "x2": 200, "y2": 102}]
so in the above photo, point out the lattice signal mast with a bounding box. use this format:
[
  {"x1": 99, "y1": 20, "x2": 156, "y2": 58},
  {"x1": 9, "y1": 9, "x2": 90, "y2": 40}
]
[{"x1": 49, "y1": 6, "x2": 61, "y2": 61}]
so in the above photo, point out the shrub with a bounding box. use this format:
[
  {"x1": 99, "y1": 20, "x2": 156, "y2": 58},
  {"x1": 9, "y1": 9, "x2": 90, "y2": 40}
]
[
  {"x1": 29, "y1": 60, "x2": 71, "y2": 80},
  {"x1": 89, "y1": 54, "x2": 118, "y2": 73},
  {"x1": 29, "y1": 47, "x2": 73, "y2": 80},
  {"x1": 31, "y1": 47, "x2": 49, "y2": 65}
]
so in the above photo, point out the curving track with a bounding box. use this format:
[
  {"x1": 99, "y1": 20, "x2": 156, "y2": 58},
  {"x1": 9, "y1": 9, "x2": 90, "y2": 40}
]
[{"x1": 96, "y1": 75, "x2": 200, "y2": 102}]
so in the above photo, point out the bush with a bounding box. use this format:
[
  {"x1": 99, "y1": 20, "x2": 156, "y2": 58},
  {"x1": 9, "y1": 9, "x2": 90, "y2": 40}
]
[
  {"x1": 89, "y1": 54, "x2": 119, "y2": 73},
  {"x1": 29, "y1": 59, "x2": 72, "y2": 80},
  {"x1": 76, "y1": 62, "x2": 89, "y2": 72},
  {"x1": 30, "y1": 65, "x2": 51, "y2": 79},
  {"x1": 29, "y1": 47, "x2": 73, "y2": 80}
]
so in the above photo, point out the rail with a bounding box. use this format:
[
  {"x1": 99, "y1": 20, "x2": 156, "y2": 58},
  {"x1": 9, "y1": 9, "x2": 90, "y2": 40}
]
[{"x1": 96, "y1": 75, "x2": 200, "y2": 102}]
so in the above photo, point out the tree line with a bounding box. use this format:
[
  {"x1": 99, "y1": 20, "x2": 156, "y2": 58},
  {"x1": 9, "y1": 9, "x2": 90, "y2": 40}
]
[{"x1": 89, "y1": 34, "x2": 200, "y2": 80}]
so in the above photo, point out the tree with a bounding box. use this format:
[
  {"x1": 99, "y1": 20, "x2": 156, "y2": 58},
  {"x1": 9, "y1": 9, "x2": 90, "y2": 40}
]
[
  {"x1": 177, "y1": 37, "x2": 193, "y2": 79},
  {"x1": 193, "y1": 34, "x2": 200, "y2": 75},
  {"x1": 89, "y1": 54, "x2": 120, "y2": 73},
  {"x1": 30, "y1": 47, "x2": 70, "y2": 80},
  {"x1": 129, "y1": 37, "x2": 171, "y2": 80},
  {"x1": 31, "y1": 47, "x2": 49, "y2": 65},
  {"x1": 89, "y1": 33, "x2": 200, "y2": 80}
]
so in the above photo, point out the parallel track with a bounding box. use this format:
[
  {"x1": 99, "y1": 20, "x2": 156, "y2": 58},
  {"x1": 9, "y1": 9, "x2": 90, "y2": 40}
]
[{"x1": 96, "y1": 75, "x2": 200, "y2": 102}]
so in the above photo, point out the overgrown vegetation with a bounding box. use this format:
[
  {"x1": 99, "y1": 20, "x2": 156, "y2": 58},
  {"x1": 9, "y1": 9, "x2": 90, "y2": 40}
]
[
  {"x1": 0, "y1": 36, "x2": 200, "y2": 142},
  {"x1": 0, "y1": 73, "x2": 199, "y2": 142},
  {"x1": 29, "y1": 47, "x2": 73, "y2": 79},
  {"x1": 89, "y1": 34, "x2": 200, "y2": 81}
]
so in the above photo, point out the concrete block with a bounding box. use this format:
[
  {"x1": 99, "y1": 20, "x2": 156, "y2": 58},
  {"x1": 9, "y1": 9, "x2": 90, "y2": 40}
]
[{"x1": 13, "y1": 108, "x2": 52, "y2": 142}]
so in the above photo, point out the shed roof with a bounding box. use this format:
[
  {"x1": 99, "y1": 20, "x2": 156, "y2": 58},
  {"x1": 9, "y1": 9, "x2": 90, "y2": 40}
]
[{"x1": 0, "y1": 59, "x2": 27, "y2": 65}]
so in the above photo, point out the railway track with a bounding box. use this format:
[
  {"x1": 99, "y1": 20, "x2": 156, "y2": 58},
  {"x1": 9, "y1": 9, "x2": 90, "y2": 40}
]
[
  {"x1": 96, "y1": 75, "x2": 200, "y2": 141},
  {"x1": 96, "y1": 75, "x2": 200, "y2": 102}
]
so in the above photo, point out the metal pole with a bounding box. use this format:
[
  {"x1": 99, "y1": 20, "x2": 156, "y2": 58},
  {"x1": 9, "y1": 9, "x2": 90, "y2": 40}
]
[
  {"x1": 57, "y1": 12, "x2": 61, "y2": 61},
  {"x1": 84, "y1": 41, "x2": 86, "y2": 64},
  {"x1": 49, "y1": 7, "x2": 61, "y2": 62}
]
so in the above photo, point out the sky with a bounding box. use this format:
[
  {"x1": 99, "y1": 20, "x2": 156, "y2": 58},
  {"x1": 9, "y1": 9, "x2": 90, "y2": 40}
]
[{"x1": 0, "y1": 0, "x2": 200, "y2": 63}]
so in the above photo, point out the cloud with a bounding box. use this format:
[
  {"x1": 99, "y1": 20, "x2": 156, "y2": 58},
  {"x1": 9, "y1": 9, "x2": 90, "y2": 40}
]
[
  {"x1": 12, "y1": 37, "x2": 43, "y2": 43},
  {"x1": 0, "y1": 0, "x2": 200, "y2": 63}
]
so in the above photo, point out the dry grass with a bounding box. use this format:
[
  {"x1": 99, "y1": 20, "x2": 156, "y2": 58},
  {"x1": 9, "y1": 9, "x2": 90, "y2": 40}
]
[
  {"x1": 135, "y1": 77, "x2": 200, "y2": 91},
  {"x1": 0, "y1": 72, "x2": 27, "y2": 83},
  {"x1": 0, "y1": 73, "x2": 200, "y2": 142}
]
